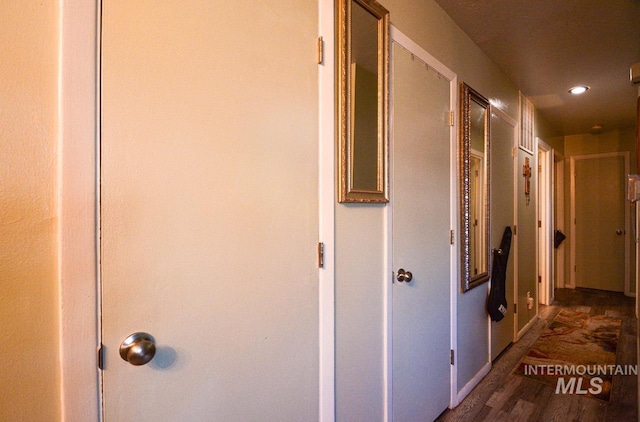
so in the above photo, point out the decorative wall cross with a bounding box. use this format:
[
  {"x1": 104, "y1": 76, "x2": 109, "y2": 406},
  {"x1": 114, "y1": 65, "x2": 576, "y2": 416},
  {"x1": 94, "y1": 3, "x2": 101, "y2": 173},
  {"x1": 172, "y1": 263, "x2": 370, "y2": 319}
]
[{"x1": 523, "y1": 157, "x2": 531, "y2": 205}]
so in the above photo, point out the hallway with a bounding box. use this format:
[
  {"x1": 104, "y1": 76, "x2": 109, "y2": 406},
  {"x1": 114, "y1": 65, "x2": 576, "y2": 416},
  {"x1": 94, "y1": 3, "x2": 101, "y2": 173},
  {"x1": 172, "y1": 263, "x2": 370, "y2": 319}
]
[{"x1": 438, "y1": 288, "x2": 637, "y2": 421}]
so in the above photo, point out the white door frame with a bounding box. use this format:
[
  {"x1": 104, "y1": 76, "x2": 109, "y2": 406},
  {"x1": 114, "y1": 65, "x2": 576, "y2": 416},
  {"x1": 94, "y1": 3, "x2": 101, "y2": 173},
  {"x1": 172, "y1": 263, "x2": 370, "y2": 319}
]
[
  {"x1": 384, "y1": 27, "x2": 458, "y2": 417},
  {"x1": 569, "y1": 152, "x2": 631, "y2": 295},
  {"x1": 59, "y1": 1, "x2": 101, "y2": 420},
  {"x1": 318, "y1": 0, "x2": 336, "y2": 420},
  {"x1": 554, "y1": 151, "x2": 566, "y2": 289},
  {"x1": 537, "y1": 138, "x2": 553, "y2": 305},
  {"x1": 60, "y1": 1, "x2": 335, "y2": 420}
]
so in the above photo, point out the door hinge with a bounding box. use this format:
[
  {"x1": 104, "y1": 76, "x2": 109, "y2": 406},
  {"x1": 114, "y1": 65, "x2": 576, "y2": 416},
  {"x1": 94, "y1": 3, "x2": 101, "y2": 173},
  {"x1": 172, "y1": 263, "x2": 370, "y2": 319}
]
[
  {"x1": 450, "y1": 349, "x2": 455, "y2": 365},
  {"x1": 538, "y1": 275, "x2": 542, "y2": 283},
  {"x1": 447, "y1": 111, "x2": 455, "y2": 127},
  {"x1": 513, "y1": 225, "x2": 517, "y2": 235},
  {"x1": 318, "y1": 242, "x2": 324, "y2": 268},
  {"x1": 514, "y1": 303, "x2": 517, "y2": 314},
  {"x1": 538, "y1": 220, "x2": 542, "y2": 228},
  {"x1": 512, "y1": 147, "x2": 517, "y2": 157},
  {"x1": 97, "y1": 343, "x2": 104, "y2": 370},
  {"x1": 317, "y1": 36, "x2": 324, "y2": 65},
  {"x1": 450, "y1": 230, "x2": 455, "y2": 245}
]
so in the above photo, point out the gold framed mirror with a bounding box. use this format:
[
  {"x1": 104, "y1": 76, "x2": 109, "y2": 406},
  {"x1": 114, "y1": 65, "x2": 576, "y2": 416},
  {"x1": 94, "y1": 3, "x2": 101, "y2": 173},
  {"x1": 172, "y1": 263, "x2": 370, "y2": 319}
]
[
  {"x1": 337, "y1": 0, "x2": 389, "y2": 203},
  {"x1": 460, "y1": 82, "x2": 491, "y2": 292}
]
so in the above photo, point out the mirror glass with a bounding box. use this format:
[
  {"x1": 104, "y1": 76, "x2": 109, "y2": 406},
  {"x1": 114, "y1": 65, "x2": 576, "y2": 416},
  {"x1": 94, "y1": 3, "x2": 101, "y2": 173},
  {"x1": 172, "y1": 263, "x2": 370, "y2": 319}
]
[
  {"x1": 460, "y1": 83, "x2": 490, "y2": 292},
  {"x1": 337, "y1": 0, "x2": 389, "y2": 203}
]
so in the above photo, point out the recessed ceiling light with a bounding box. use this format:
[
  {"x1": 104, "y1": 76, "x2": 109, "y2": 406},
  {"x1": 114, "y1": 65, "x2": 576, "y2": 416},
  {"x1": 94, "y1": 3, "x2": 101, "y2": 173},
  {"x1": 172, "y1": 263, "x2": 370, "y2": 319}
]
[{"x1": 569, "y1": 85, "x2": 590, "y2": 95}]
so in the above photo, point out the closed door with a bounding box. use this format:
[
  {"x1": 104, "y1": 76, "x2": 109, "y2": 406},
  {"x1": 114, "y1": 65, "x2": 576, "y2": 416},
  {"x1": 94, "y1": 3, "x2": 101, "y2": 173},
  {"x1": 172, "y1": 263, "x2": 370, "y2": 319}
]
[
  {"x1": 391, "y1": 42, "x2": 452, "y2": 421},
  {"x1": 573, "y1": 153, "x2": 627, "y2": 292},
  {"x1": 100, "y1": 1, "x2": 319, "y2": 420},
  {"x1": 490, "y1": 109, "x2": 516, "y2": 359}
]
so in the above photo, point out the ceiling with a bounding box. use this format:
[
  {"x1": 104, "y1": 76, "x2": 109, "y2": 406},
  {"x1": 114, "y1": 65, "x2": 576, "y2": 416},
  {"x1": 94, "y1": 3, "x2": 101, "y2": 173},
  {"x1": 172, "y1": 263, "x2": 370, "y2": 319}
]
[{"x1": 434, "y1": 0, "x2": 640, "y2": 136}]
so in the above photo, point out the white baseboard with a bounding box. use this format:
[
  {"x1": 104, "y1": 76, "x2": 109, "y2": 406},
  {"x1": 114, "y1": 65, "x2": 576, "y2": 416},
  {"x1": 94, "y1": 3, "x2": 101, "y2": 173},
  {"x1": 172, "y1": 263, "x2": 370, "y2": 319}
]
[
  {"x1": 516, "y1": 314, "x2": 539, "y2": 341},
  {"x1": 455, "y1": 361, "x2": 491, "y2": 405}
]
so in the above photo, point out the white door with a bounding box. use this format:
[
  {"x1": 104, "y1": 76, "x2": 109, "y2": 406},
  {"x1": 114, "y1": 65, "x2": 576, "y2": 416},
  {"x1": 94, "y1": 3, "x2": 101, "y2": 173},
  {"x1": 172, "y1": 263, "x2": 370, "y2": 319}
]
[
  {"x1": 573, "y1": 153, "x2": 628, "y2": 292},
  {"x1": 100, "y1": 1, "x2": 319, "y2": 420},
  {"x1": 391, "y1": 41, "x2": 452, "y2": 421},
  {"x1": 489, "y1": 108, "x2": 517, "y2": 360}
]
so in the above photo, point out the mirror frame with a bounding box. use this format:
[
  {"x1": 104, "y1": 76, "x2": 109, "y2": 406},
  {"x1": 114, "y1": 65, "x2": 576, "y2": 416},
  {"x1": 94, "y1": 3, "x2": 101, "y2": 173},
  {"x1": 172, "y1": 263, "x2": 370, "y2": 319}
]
[
  {"x1": 337, "y1": 0, "x2": 390, "y2": 203},
  {"x1": 460, "y1": 82, "x2": 491, "y2": 292}
]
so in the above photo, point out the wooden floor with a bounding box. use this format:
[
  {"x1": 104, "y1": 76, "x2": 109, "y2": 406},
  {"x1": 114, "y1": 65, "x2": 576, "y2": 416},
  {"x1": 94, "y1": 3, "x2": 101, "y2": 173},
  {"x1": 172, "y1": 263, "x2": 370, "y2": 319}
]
[{"x1": 437, "y1": 288, "x2": 638, "y2": 422}]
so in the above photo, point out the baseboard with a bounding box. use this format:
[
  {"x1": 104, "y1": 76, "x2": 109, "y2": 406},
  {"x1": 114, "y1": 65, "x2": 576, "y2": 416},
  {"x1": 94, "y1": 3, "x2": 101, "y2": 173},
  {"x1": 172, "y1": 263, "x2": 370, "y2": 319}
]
[
  {"x1": 456, "y1": 361, "x2": 491, "y2": 405},
  {"x1": 516, "y1": 314, "x2": 539, "y2": 341}
]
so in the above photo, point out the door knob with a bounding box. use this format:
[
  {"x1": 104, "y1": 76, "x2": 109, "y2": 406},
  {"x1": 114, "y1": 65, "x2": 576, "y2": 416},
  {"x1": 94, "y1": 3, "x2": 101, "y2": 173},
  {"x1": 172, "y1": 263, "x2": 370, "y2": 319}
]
[
  {"x1": 396, "y1": 268, "x2": 413, "y2": 283},
  {"x1": 119, "y1": 332, "x2": 156, "y2": 366},
  {"x1": 616, "y1": 229, "x2": 624, "y2": 235}
]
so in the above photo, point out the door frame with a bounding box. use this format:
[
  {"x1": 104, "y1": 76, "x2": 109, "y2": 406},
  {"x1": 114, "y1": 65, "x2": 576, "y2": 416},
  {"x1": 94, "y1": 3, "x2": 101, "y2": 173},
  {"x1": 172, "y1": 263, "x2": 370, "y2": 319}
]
[
  {"x1": 554, "y1": 151, "x2": 566, "y2": 289},
  {"x1": 59, "y1": 1, "x2": 101, "y2": 420},
  {"x1": 384, "y1": 27, "x2": 458, "y2": 418},
  {"x1": 537, "y1": 138, "x2": 553, "y2": 305},
  {"x1": 319, "y1": 0, "x2": 336, "y2": 420},
  {"x1": 60, "y1": 1, "x2": 335, "y2": 420},
  {"x1": 569, "y1": 151, "x2": 631, "y2": 295}
]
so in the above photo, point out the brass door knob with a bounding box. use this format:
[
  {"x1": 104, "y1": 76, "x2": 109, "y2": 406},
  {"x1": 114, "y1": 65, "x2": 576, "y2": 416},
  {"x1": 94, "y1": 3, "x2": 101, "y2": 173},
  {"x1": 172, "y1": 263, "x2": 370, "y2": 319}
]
[{"x1": 119, "y1": 332, "x2": 156, "y2": 366}]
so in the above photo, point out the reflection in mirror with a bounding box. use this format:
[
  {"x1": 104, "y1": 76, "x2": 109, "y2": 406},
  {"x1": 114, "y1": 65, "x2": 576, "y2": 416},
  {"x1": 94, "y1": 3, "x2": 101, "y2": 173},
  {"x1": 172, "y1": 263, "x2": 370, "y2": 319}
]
[
  {"x1": 352, "y1": 62, "x2": 378, "y2": 190},
  {"x1": 470, "y1": 152, "x2": 485, "y2": 277},
  {"x1": 338, "y1": 0, "x2": 389, "y2": 202},
  {"x1": 460, "y1": 83, "x2": 490, "y2": 292}
]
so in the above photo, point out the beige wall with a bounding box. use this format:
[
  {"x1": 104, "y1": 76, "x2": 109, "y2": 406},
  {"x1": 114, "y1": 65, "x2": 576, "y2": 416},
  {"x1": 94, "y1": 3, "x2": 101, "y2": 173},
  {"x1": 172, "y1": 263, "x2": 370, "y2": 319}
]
[
  {"x1": 517, "y1": 150, "x2": 538, "y2": 331},
  {"x1": 1, "y1": 1, "x2": 569, "y2": 420},
  {"x1": 0, "y1": 1, "x2": 61, "y2": 421},
  {"x1": 565, "y1": 128, "x2": 636, "y2": 159},
  {"x1": 536, "y1": 109, "x2": 564, "y2": 154}
]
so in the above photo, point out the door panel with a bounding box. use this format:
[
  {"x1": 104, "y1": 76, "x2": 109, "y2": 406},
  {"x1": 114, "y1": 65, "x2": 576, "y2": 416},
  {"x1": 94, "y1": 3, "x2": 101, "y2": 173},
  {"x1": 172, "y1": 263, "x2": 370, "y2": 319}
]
[
  {"x1": 574, "y1": 154, "x2": 626, "y2": 292},
  {"x1": 101, "y1": 1, "x2": 319, "y2": 420},
  {"x1": 489, "y1": 110, "x2": 516, "y2": 360},
  {"x1": 391, "y1": 43, "x2": 451, "y2": 421}
]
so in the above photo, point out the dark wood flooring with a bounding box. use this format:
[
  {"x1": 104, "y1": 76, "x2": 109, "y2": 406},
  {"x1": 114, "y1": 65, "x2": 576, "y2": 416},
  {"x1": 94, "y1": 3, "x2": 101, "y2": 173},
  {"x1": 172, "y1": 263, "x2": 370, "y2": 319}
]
[{"x1": 437, "y1": 288, "x2": 638, "y2": 422}]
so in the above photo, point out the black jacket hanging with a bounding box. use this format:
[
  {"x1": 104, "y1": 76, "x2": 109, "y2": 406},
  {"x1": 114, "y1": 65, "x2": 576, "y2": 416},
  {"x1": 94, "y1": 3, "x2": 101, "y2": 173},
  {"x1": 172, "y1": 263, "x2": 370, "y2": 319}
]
[
  {"x1": 487, "y1": 226, "x2": 513, "y2": 322},
  {"x1": 554, "y1": 229, "x2": 566, "y2": 248}
]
